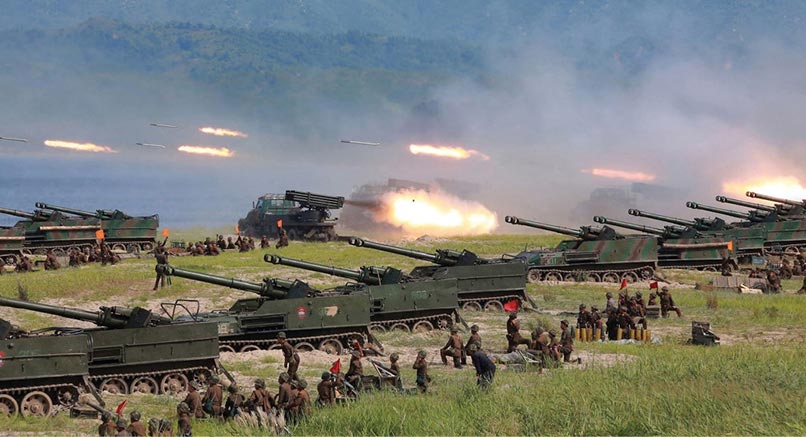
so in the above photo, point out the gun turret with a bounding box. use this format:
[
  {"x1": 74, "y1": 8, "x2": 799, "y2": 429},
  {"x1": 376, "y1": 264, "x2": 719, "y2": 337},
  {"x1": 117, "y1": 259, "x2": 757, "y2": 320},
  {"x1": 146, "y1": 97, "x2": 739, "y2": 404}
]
[
  {"x1": 593, "y1": 216, "x2": 671, "y2": 237},
  {"x1": 156, "y1": 265, "x2": 314, "y2": 299},
  {"x1": 714, "y1": 196, "x2": 777, "y2": 213},
  {"x1": 0, "y1": 296, "x2": 172, "y2": 329},
  {"x1": 746, "y1": 191, "x2": 806, "y2": 207},
  {"x1": 349, "y1": 238, "x2": 484, "y2": 266},
  {"x1": 628, "y1": 209, "x2": 731, "y2": 231},
  {"x1": 505, "y1": 216, "x2": 620, "y2": 240},
  {"x1": 266, "y1": 254, "x2": 405, "y2": 285},
  {"x1": 0, "y1": 207, "x2": 54, "y2": 221},
  {"x1": 686, "y1": 202, "x2": 765, "y2": 222},
  {"x1": 35, "y1": 202, "x2": 100, "y2": 219}
]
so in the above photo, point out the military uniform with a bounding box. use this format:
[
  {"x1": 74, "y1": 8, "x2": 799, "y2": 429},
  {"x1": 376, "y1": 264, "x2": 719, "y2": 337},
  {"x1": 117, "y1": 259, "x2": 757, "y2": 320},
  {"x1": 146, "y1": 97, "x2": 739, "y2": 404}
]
[
  {"x1": 260, "y1": 236, "x2": 270, "y2": 249},
  {"x1": 203, "y1": 380, "x2": 224, "y2": 418},
  {"x1": 153, "y1": 247, "x2": 169, "y2": 290},
  {"x1": 469, "y1": 346, "x2": 496, "y2": 388},
  {"x1": 559, "y1": 321, "x2": 574, "y2": 362},
  {"x1": 183, "y1": 385, "x2": 205, "y2": 418},
  {"x1": 766, "y1": 271, "x2": 782, "y2": 294},
  {"x1": 246, "y1": 384, "x2": 274, "y2": 412},
  {"x1": 316, "y1": 373, "x2": 336, "y2": 405},
  {"x1": 440, "y1": 329, "x2": 464, "y2": 368},
  {"x1": 506, "y1": 313, "x2": 530, "y2": 352},
  {"x1": 659, "y1": 288, "x2": 683, "y2": 317},
  {"x1": 413, "y1": 352, "x2": 429, "y2": 393},
  {"x1": 280, "y1": 338, "x2": 300, "y2": 380},
  {"x1": 346, "y1": 352, "x2": 363, "y2": 388},
  {"x1": 276, "y1": 229, "x2": 289, "y2": 248},
  {"x1": 224, "y1": 385, "x2": 245, "y2": 419}
]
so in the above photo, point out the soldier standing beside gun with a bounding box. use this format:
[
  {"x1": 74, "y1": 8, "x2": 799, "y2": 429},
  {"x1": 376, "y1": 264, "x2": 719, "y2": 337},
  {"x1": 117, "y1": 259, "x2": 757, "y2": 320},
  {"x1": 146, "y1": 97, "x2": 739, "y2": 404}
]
[
  {"x1": 506, "y1": 312, "x2": 530, "y2": 352},
  {"x1": 277, "y1": 332, "x2": 300, "y2": 380},
  {"x1": 440, "y1": 326, "x2": 464, "y2": 369},
  {"x1": 153, "y1": 246, "x2": 169, "y2": 291}
]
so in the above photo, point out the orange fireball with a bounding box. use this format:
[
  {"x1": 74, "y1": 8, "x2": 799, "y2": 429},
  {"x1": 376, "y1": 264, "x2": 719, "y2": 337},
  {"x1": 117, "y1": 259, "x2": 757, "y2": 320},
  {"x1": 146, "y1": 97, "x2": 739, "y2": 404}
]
[
  {"x1": 723, "y1": 177, "x2": 806, "y2": 200},
  {"x1": 375, "y1": 189, "x2": 497, "y2": 237},
  {"x1": 409, "y1": 144, "x2": 490, "y2": 161},
  {"x1": 177, "y1": 145, "x2": 234, "y2": 158}
]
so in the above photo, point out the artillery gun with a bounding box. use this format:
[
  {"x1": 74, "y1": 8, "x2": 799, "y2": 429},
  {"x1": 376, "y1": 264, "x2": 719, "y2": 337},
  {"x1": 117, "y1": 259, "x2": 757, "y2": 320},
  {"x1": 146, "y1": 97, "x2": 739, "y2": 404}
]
[
  {"x1": 0, "y1": 297, "x2": 224, "y2": 397},
  {"x1": 264, "y1": 255, "x2": 463, "y2": 332},
  {"x1": 0, "y1": 318, "x2": 100, "y2": 417},
  {"x1": 237, "y1": 190, "x2": 344, "y2": 241},
  {"x1": 504, "y1": 215, "x2": 658, "y2": 284},
  {"x1": 0, "y1": 206, "x2": 101, "y2": 261},
  {"x1": 593, "y1": 216, "x2": 735, "y2": 270},
  {"x1": 35, "y1": 202, "x2": 159, "y2": 252},
  {"x1": 0, "y1": 225, "x2": 25, "y2": 266},
  {"x1": 348, "y1": 238, "x2": 531, "y2": 312},
  {"x1": 628, "y1": 209, "x2": 732, "y2": 232},
  {"x1": 688, "y1": 201, "x2": 806, "y2": 256},
  {"x1": 746, "y1": 191, "x2": 806, "y2": 216}
]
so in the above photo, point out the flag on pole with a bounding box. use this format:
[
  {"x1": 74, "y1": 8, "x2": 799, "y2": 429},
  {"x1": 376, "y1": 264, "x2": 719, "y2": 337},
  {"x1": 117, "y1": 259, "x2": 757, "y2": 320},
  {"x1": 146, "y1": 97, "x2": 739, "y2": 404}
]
[
  {"x1": 619, "y1": 278, "x2": 628, "y2": 290},
  {"x1": 95, "y1": 229, "x2": 105, "y2": 240},
  {"x1": 727, "y1": 241, "x2": 734, "y2": 251},
  {"x1": 162, "y1": 228, "x2": 170, "y2": 237},
  {"x1": 115, "y1": 400, "x2": 127, "y2": 414},
  {"x1": 329, "y1": 359, "x2": 341, "y2": 374},
  {"x1": 277, "y1": 219, "x2": 283, "y2": 228},
  {"x1": 503, "y1": 299, "x2": 519, "y2": 312},
  {"x1": 649, "y1": 281, "x2": 658, "y2": 289},
  {"x1": 235, "y1": 224, "x2": 240, "y2": 235}
]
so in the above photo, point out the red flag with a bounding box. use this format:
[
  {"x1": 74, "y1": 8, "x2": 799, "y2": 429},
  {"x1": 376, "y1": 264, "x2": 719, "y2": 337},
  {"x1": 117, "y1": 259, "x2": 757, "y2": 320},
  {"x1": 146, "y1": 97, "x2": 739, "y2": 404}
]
[
  {"x1": 277, "y1": 219, "x2": 283, "y2": 228},
  {"x1": 503, "y1": 299, "x2": 519, "y2": 312},
  {"x1": 115, "y1": 400, "x2": 127, "y2": 415},
  {"x1": 353, "y1": 340, "x2": 363, "y2": 356},
  {"x1": 162, "y1": 228, "x2": 170, "y2": 238},
  {"x1": 235, "y1": 224, "x2": 240, "y2": 235},
  {"x1": 649, "y1": 281, "x2": 658, "y2": 289},
  {"x1": 329, "y1": 359, "x2": 341, "y2": 374},
  {"x1": 95, "y1": 229, "x2": 105, "y2": 240},
  {"x1": 619, "y1": 278, "x2": 628, "y2": 290}
]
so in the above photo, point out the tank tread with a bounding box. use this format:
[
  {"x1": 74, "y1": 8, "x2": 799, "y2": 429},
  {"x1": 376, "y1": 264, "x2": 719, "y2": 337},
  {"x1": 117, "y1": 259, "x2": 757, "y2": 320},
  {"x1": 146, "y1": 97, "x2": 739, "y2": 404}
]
[
  {"x1": 0, "y1": 382, "x2": 79, "y2": 396},
  {"x1": 221, "y1": 330, "x2": 368, "y2": 348},
  {"x1": 458, "y1": 294, "x2": 523, "y2": 304},
  {"x1": 89, "y1": 365, "x2": 212, "y2": 381},
  {"x1": 371, "y1": 312, "x2": 457, "y2": 329},
  {"x1": 527, "y1": 265, "x2": 655, "y2": 283}
]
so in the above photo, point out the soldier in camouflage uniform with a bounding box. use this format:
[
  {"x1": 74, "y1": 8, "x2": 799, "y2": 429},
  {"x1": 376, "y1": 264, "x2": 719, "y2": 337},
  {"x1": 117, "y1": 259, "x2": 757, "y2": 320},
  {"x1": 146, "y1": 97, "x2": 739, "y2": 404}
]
[
  {"x1": 659, "y1": 287, "x2": 683, "y2": 317},
  {"x1": 559, "y1": 320, "x2": 574, "y2": 362}
]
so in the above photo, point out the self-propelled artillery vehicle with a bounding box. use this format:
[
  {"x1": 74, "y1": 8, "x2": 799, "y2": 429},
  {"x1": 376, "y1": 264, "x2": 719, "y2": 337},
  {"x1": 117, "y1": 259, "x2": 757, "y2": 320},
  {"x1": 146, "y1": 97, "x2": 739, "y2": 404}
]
[
  {"x1": 0, "y1": 225, "x2": 25, "y2": 266},
  {"x1": 238, "y1": 190, "x2": 344, "y2": 241},
  {"x1": 504, "y1": 216, "x2": 658, "y2": 283},
  {"x1": 347, "y1": 238, "x2": 531, "y2": 311},
  {"x1": 155, "y1": 264, "x2": 379, "y2": 354},
  {"x1": 0, "y1": 318, "x2": 101, "y2": 417},
  {"x1": 35, "y1": 202, "x2": 159, "y2": 252},
  {"x1": 263, "y1": 255, "x2": 463, "y2": 332},
  {"x1": 0, "y1": 297, "x2": 224, "y2": 397},
  {"x1": 160, "y1": 263, "x2": 460, "y2": 337},
  {"x1": 592, "y1": 216, "x2": 735, "y2": 270},
  {"x1": 0, "y1": 207, "x2": 100, "y2": 262}
]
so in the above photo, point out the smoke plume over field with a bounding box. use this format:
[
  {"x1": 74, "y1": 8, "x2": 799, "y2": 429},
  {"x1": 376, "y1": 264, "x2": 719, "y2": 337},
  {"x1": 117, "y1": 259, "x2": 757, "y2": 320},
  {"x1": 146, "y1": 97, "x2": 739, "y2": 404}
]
[{"x1": 2, "y1": 4, "x2": 806, "y2": 230}]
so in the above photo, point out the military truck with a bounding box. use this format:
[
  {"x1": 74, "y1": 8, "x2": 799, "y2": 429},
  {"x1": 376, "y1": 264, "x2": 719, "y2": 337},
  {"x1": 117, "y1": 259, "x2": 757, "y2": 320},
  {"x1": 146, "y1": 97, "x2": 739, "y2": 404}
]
[
  {"x1": 505, "y1": 216, "x2": 658, "y2": 283},
  {"x1": 237, "y1": 190, "x2": 344, "y2": 241},
  {"x1": 348, "y1": 238, "x2": 532, "y2": 311},
  {"x1": 0, "y1": 297, "x2": 224, "y2": 396},
  {"x1": 159, "y1": 263, "x2": 461, "y2": 336},
  {"x1": 0, "y1": 319, "x2": 101, "y2": 417},
  {"x1": 35, "y1": 202, "x2": 159, "y2": 252}
]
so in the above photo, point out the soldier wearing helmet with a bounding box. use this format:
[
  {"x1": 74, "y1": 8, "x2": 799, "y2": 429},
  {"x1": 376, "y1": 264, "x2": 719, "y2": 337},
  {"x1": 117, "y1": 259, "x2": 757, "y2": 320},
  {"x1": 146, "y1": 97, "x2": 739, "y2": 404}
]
[
  {"x1": 559, "y1": 320, "x2": 574, "y2": 363},
  {"x1": 577, "y1": 303, "x2": 591, "y2": 329},
  {"x1": 224, "y1": 384, "x2": 245, "y2": 419},
  {"x1": 126, "y1": 410, "x2": 146, "y2": 436},
  {"x1": 246, "y1": 378, "x2": 274, "y2": 413},
  {"x1": 182, "y1": 380, "x2": 204, "y2": 419},
  {"x1": 277, "y1": 372, "x2": 294, "y2": 410},
  {"x1": 506, "y1": 312, "x2": 530, "y2": 352},
  {"x1": 277, "y1": 332, "x2": 301, "y2": 380},
  {"x1": 176, "y1": 402, "x2": 192, "y2": 436},
  {"x1": 413, "y1": 350, "x2": 430, "y2": 393},
  {"x1": 317, "y1": 372, "x2": 336, "y2": 406},
  {"x1": 346, "y1": 350, "x2": 364, "y2": 389},
  {"x1": 98, "y1": 411, "x2": 116, "y2": 436},
  {"x1": 203, "y1": 374, "x2": 224, "y2": 419},
  {"x1": 464, "y1": 324, "x2": 482, "y2": 362},
  {"x1": 440, "y1": 326, "x2": 464, "y2": 369},
  {"x1": 659, "y1": 286, "x2": 683, "y2": 317}
]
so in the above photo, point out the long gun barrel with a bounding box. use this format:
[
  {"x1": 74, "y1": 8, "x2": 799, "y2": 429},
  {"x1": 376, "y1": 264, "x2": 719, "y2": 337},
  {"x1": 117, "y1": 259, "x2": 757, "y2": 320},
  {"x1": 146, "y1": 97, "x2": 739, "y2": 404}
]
[
  {"x1": 35, "y1": 202, "x2": 99, "y2": 218},
  {"x1": 0, "y1": 296, "x2": 171, "y2": 329},
  {"x1": 627, "y1": 209, "x2": 697, "y2": 227},
  {"x1": 0, "y1": 207, "x2": 52, "y2": 221},
  {"x1": 686, "y1": 202, "x2": 760, "y2": 221},
  {"x1": 505, "y1": 216, "x2": 601, "y2": 240},
  {"x1": 266, "y1": 254, "x2": 403, "y2": 285},
  {"x1": 156, "y1": 265, "x2": 307, "y2": 299},
  {"x1": 714, "y1": 196, "x2": 776, "y2": 213},
  {"x1": 593, "y1": 216, "x2": 670, "y2": 237},
  {"x1": 746, "y1": 191, "x2": 806, "y2": 207},
  {"x1": 349, "y1": 238, "x2": 482, "y2": 266}
]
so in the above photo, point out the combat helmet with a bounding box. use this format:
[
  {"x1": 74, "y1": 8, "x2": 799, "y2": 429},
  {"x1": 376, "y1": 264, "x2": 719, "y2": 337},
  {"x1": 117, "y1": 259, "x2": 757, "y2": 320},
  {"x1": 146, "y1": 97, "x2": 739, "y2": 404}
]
[
  {"x1": 322, "y1": 371, "x2": 331, "y2": 380},
  {"x1": 130, "y1": 410, "x2": 141, "y2": 422},
  {"x1": 254, "y1": 378, "x2": 266, "y2": 388},
  {"x1": 470, "y1": 324, "x2": 479, "y2": 332}
]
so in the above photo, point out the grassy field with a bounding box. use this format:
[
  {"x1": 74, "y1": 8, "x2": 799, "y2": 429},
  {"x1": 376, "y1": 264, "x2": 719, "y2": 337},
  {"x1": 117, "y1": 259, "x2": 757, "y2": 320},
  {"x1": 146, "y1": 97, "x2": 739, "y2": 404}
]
[{"x1": 1, "y1": 234, "x2": 804, "y2": 435}]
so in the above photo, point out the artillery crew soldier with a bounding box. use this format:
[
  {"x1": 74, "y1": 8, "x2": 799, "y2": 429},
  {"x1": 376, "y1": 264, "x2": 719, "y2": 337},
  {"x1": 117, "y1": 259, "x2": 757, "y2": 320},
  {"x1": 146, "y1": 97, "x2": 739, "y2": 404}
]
[
  {"x1": 506, "y1": 312, "x2": 530, "y2": 352},
  {"x1": 577, "y1": 304, "x2": 591, "y2": 329},
  {"x1": 115, "y1": 418, "x2": 130, "y2": 436},
  {"x1": 176, "y1": 402, "x2": 192, "y2": 437},
  {"x1": 464, "y1": 325, "x2": 482, "y2": 362},
  {"x1": 413, "y1": 350, "x2": 430, "y2": 393},
  {"x1": 659, "y1": 286, "x2": 683, "y2": 317},
  {"x1": 98, "y1": 411, "x2": 116, "y2": 436},
  {"x1": 440, "y1": 326, "x2": 464, "y2": 369},
  {"x1": 766, "y1": 270, "x2": 782, "y2": 294},
  {"x1": 203, "y1": 375, "x2": 224, "y2": 419},
  {"x1": 467, "y1": 343, "x2": 496, "y2": 389},
  {"x1": 153, "y1": 246, "x2": 169, "y2": 291},
  {"x1": 246, "y1": 378, "x2": 274, "y2": 413},
  {"x1": 183, "y1": 381, "x2": 205, "y2": 418},
  {"x1": 346, "y1": 350, "x2": 364, "y2": 389},
  {"x1": 126, "y1": 411, "x2": 146, "y2": 436},
  {"x1": 559, "y1": 320, "x2": 574, "y2": 363},
  {"x1": 44, "y1": 249, "x2": 60, "y2": 270},
  {"x1": 605, "y1": 292, "x2": 616, "y2": 314},
  {"x1": 260, "y1": 235, "x2": 270, "y2": 249},
  {"x1": 317, "y1": 372, "x2": 336, "y2": 405},
  {"x1": 291, "y1": 379, "x2": 311, "y2": 421},
  {"x1": 276, "y1": 228, "x2": 289, "y2": 248},
  {"x1": 277, "y1": 332, "x2": 300, "y2": 380},
  {"x1": 277, "y1": 372, "x2": 294, "y2": 411},
  {"x1": 224, "y1": 384, "x2": 245, "y2": 419}
]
